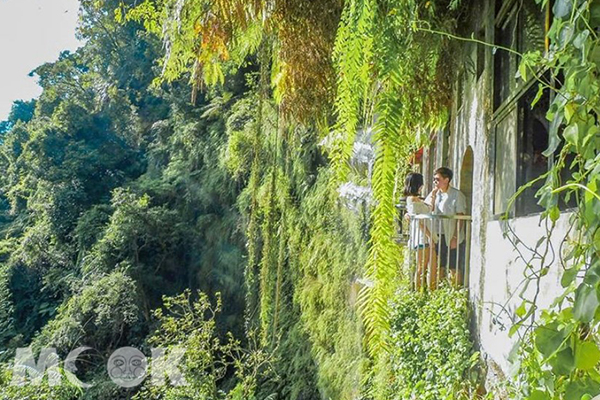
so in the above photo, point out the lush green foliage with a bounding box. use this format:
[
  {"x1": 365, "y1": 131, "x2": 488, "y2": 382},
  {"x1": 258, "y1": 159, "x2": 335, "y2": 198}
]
[
  {"x1": 124, "y1": 0, "x2": 341, "y2": 120},
  {"x1": 0, "y1": 0, "x2": 483, "y2": 399},
  {"x1": 330, "y1": 0, "x2": 462, "y2": 355},
  {"x1": 0, "y1": 367, "x2": 81, "y2": 400},
  {"x1": 127, "y1": 0, "x2": 465, "y2": 359},
  {"x1": 369, "y1": 286, "x2": 479, "y2": 400},
  {"x1": 0, "y1": 0, "x2": 249, "y2": 397},
  {"x1": 220, "y1": 85, "x2": 369, "y2": 399},
  {"x1": 133, "y1": 290, "x2": 272, "y2": 400}
]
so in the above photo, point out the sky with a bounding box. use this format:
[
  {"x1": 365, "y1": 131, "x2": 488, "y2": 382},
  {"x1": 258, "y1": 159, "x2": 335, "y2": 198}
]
[{"x1": 0, "y1": 0, "x2": 83, "y2": 120}]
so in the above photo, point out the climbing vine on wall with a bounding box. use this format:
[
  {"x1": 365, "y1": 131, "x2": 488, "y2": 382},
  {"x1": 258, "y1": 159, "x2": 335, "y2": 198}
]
[{"x1": 506, "y1": 0, "x2": 600, "y2": 399}]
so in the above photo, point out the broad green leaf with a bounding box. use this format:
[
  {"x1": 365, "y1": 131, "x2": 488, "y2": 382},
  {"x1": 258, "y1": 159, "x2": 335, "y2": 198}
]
[
  {"x1": 509, "y1": 322, "x2": 521, "y2": 338},
  {"x1": 544, "y1": 108, "x2": 564, "y2": 156},
  {"x1": 591, "y1": 44, "x2": 600, "y2": 65},
  {"x1": 584, "y1": 180, "x2": 600, "y2": 226},
  {"x1": 584, "y1": 262, "x2": 600, "y2": 285},
  {"x1": 549, "y1": 206, "x2": 560, "y2": 222},
  {"x1": 565, "y1": 103, "x2": 577, "y2": 123},
  {"x1": 519, "y1": 62, "x2": 528, "y2": 81},
  {"x1": 553, "y1": 0, "x2": 573, "y2": 18},
  {"x1": 531, "y1": 84, "x2": 545, "y2": 108},
  {"x1": 535, "y1": 322, "x2": 567, "y2": 358},
  {"x1": 558, "y1": 23, "x2": 575, "y2": 48},
  {"x1": 564, "y1": 379, "x2": 600, "y2": 400},
  {"x1": 528, "y1": 389, "x2": 550, "y2": 400},
  {"x1": 574, "y1": 30, "x2": 590, "y2": 49},
  {"x1": 576, "y1": 341, "x2": 600, "y2": 370},
  {"x1": 573, "y1": 284, "x2": 599, "y2": 323},
  {"x1": 561, "y1": 267, "x2": 578, "y2": 288},
  {"x1": 591, "y1": 0, "x2": 600, "y2": 27},
  {"x1": 516, "y1": 302, "x2": 527, "y2": 318},
  {"x1": 563, "y1": 124, "x2": 579, "y2": 147},
  {"x1": 550, "y1": 346, "x2": 575, "y2": 375},
  {"x1": 584, "y1": 125, "x2": 600, "y2": 148}
]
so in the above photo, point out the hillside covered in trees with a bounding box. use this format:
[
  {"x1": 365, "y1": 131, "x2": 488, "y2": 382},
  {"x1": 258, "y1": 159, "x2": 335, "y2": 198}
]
[
  {"x1": 0, "y1": 1, "x2": 372, "y2": 398},
  {"x1": 2, "y1": 0, "x2": 599, "y2": 399}
]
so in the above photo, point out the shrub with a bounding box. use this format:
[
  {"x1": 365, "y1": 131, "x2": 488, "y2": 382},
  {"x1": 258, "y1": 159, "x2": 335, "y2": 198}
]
[{"x1": 371, "y1": 286, "x2": 479, "y2": 400}]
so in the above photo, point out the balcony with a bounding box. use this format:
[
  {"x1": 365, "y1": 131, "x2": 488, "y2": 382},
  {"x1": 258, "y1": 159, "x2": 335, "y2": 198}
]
[{"x1": 397, "y1": 208, "x2": 472, "y2": 290}]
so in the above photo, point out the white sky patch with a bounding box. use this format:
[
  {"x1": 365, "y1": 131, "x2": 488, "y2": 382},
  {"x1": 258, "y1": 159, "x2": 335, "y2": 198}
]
[{"x1": 0, "y1": 0, "x2": 83, "y2": 120}]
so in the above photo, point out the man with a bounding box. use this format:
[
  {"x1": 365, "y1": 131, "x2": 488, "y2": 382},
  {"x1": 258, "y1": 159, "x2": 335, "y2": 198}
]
[{"x1": 425, "y1": 167, "x2": 467, "y2": 285}]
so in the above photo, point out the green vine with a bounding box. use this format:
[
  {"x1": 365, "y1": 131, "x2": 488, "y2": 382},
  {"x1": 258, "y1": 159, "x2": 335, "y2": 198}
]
[{"x1": 504, "y1": 0, "x2": 600, "y2": 399}]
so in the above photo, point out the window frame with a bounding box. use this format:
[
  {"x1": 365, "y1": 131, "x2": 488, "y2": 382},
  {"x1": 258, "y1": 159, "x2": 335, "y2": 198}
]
[{"x1": 491, "y1": 0, "x2": 553, "y2": 219}]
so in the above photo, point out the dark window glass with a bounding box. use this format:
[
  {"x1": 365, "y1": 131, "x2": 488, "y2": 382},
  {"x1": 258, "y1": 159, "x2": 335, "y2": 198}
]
[
  {"x1": 494, "y1": 15, "x2": 517, "y2": 109},
  {"x1": 516, "y1": 84, "x2": 550, "y2": 216},
  {"x1": 494, "y1": 0, "x2": 546, "y2": 111}
]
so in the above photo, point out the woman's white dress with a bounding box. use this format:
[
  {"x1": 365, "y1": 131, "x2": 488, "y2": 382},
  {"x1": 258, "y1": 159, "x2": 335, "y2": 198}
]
[{"x1": 406, "y1": 197, "x2": 434, "y2": 248}]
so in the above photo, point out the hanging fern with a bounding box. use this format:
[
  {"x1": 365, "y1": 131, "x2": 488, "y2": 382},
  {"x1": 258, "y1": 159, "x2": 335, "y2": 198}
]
[
  {"x1": 332, "y1": 0, "x2": 461, "y2": 355},
  {"x1": 329, "y1": 0, "x2": 376, "y2": 182},
  {"x1": 126, "y1": 0, "x2": 340, "y2": 120},
  {"x1": 358, "y1": 83, "x2": 406, "y2": 354},
  {"x1": 127, "y1": 0, "x2": 464, "y2": 372}
]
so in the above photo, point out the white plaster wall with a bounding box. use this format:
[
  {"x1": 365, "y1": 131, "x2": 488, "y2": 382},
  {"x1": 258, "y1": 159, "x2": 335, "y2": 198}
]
[
  {"x1": 478, "y1": 214, "x2": 571, "y2": 373},
  {"x1": 449, "y1": 84, "x2": 570, "y2": 379}
]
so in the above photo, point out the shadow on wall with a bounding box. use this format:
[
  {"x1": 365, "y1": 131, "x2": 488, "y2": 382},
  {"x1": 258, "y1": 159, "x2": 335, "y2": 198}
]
[{"x1": 460, "y1": 146, "x2": 474, "y2": 214}]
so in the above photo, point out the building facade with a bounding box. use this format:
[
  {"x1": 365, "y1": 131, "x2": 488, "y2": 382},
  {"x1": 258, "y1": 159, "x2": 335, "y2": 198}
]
[{"x1": 415, "y1": 0, "x2": 574, "y2": 385}]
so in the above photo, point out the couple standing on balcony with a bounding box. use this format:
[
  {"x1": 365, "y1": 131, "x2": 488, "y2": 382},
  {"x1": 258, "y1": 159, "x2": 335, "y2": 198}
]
[{"x1": 404, "y1": 167, "x2": 467, "y2": 290}]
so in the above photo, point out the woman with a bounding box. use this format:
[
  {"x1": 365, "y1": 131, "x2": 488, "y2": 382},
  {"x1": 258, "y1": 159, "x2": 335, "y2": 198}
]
[{"x1": 404, "y1": 172, "x2": 438, "y2": 290}]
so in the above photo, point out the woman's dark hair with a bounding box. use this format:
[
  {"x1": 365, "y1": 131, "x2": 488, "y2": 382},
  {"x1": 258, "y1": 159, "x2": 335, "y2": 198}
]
[{"x1": 403, "y1": 172, "x2": 424, "y2": 196}]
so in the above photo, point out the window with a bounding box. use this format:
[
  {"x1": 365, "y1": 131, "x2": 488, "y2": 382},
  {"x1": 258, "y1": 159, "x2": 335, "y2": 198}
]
[
  {"x1": 494, "y1": 84, "x2": 550, "y2": 216},
  {"x1": 521, "y1": 0, "x2": 547, "y2": 55},
  {"x1": 516, "y1": 85, "x2": 550, "y2": 215},
  {"x1": 492, "y1": 0, "x2": 552, "y2": 217},
  {"x1": 494, "y1": 77, "x2": 578, "y2": 216},
  {"x1": 494, "y1": 0, "x2": 548, "y2": 111},
  {"x1": 494, "y1": 9, "x2": 517, "y2": 109}
]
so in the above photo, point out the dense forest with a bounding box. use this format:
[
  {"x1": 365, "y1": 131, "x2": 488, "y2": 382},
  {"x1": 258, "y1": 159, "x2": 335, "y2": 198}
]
[
  {"x1": 1, "y1": 0, "x2": 599, "y2": 399},
  {"x1": 0, "y1": 0, "x2": 368, "y2": 398},
  {"x1": 0, "y1": 0, "x2": 476, "y2": 398}
]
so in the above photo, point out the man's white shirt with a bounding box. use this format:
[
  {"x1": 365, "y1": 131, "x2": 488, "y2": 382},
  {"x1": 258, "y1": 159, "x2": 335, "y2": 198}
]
[{"x1": 425, "y1": 186, "x2": 467, "y2": 246}]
